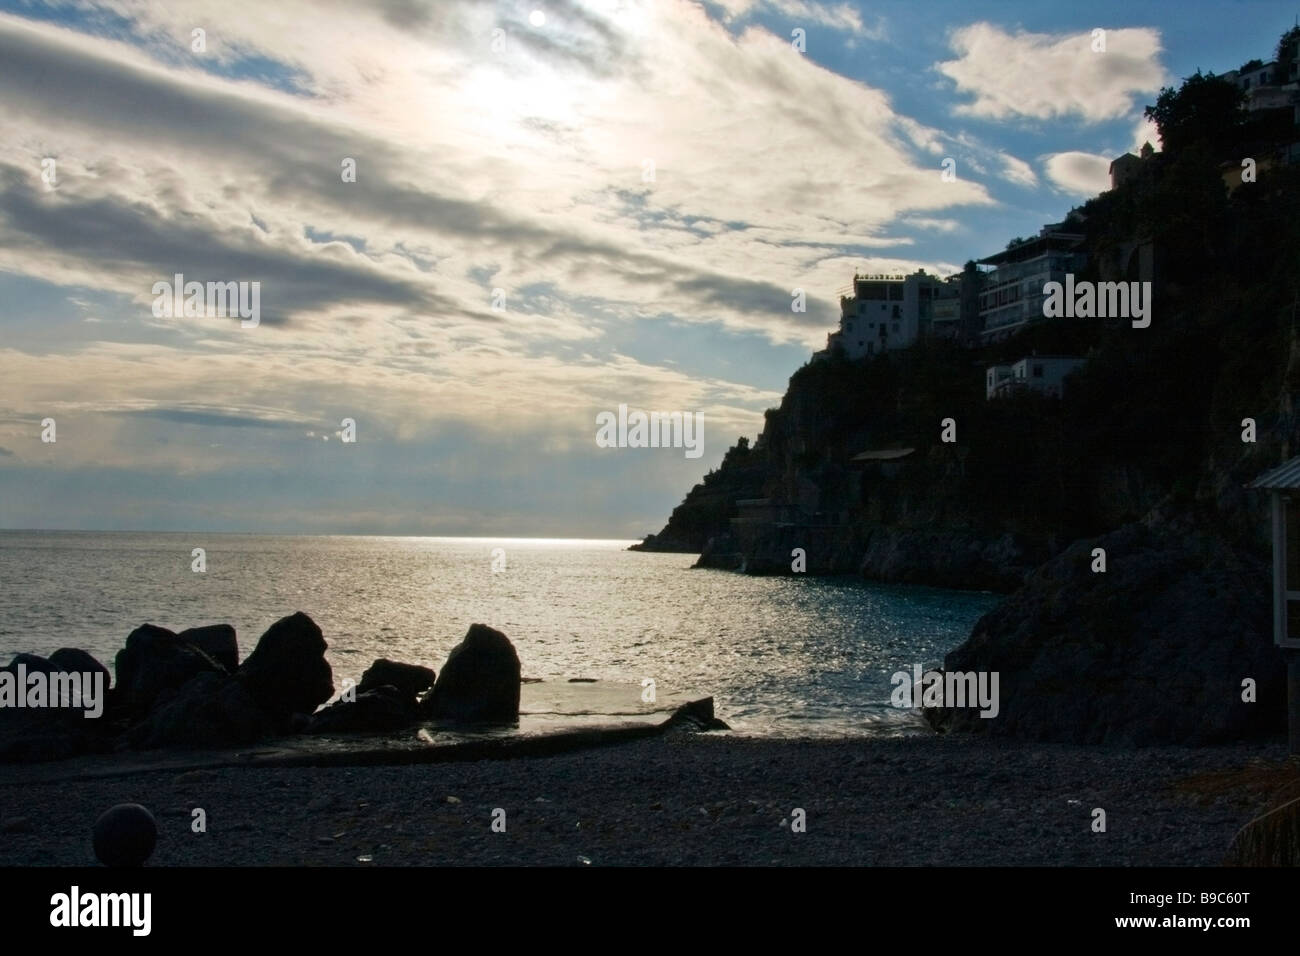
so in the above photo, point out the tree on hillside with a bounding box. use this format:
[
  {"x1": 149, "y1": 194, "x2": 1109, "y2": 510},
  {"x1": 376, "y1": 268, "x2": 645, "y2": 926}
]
[
  {"x1": 1144, "y1": 71, "x2": 1245, "y2": 158},
  {"x1": 1276, "y1": 25, "x2": 1300, "y2": 77}
]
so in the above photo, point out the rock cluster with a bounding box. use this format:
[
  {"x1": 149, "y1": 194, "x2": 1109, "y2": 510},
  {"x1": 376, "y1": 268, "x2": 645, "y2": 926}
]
[{"x1": 0, "y1": 615, "x2": 530, "y2": 762}]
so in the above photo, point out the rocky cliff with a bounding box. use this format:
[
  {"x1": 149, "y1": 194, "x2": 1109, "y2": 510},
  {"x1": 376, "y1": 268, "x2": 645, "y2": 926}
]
[{"x1": 636, "y1": 76, "x2": 1300, "y2": 743}]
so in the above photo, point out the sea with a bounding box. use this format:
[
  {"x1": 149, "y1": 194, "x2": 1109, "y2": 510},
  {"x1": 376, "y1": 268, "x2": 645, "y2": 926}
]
[{"x1": 0, "y1": 532, "x2": 1000, "y2": 738}]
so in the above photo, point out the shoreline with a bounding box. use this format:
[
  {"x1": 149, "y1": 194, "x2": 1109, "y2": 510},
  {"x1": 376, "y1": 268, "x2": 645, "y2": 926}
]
[{"x1": 1, "y1": 732, "x2": 1290, "y2": 866}]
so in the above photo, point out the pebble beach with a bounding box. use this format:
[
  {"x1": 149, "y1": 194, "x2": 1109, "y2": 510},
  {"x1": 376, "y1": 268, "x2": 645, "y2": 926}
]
[{"x1": 0, "y1": 733, "x2": 1291, "y2": 866}]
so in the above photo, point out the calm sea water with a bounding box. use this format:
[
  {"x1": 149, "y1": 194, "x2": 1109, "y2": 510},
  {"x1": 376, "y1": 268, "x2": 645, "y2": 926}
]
[{"x1": 0, "y1": 532, "x2": 1000, "y2": 737}]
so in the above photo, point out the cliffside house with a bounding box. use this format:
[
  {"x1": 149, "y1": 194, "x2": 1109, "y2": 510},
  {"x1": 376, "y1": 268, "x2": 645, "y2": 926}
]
[
  {"x1": 1222, "y1": 54, "x2": 1300, "y2": 167},
  {"x1": 1223, "y1": 58, "x2": 1300, "y2": 111},
  {"x1": 986, "y1": 355, "x2": 1085, "y2": 400},
  {"x1": 818, "y1": 270, "x2": 957, "y2": 360},
  {"x1": 1108, "y1": 152, "x2": 1144, "y2": 191},
  {"x1": 976, "y1": 223, "x2": 1086, "y2": 343}
]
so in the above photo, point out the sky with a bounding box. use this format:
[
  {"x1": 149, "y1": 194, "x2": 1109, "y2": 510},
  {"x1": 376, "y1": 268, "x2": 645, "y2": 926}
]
[{"x1": 0, "y1": 0, "x2": 1293, "y2": 536}]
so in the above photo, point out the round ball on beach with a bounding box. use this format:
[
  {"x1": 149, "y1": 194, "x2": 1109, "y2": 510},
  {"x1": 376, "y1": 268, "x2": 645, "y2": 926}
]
[{"x1": 92, "y1": 803, "x2": 157, "y2": 867}]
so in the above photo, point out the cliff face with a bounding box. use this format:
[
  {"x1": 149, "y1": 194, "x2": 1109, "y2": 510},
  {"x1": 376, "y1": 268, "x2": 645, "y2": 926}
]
[
  {"x1": 637, "y1": 73, "x2": 1300, "y2": 745},
  {"x1": 639, "y1": 158, "x2": 1300, "y2": 601}
]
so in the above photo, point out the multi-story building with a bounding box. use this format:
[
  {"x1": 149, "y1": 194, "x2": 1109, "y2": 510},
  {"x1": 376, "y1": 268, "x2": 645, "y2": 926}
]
[
  {"x1": 976, "y1": 224, "x2": 1086, "y2": 343},
  {"x1": 929, "y1": 275, "x2": 963, "y2": 340},
  {"x1": 986, "y1": 355, "x2": 1086, "y2": 400},
  {"x1": 1223, "y1": 58, "x2": 1300, "y2": 115},
  {"x1": 822, "y1": 270, "x2": 951, "y2": 360}
]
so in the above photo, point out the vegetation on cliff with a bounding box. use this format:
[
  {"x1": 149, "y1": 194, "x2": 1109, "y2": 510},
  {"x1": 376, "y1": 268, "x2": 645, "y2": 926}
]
[{"x1": 638, "y1": 66, "x2": 1300, "y2": 592}]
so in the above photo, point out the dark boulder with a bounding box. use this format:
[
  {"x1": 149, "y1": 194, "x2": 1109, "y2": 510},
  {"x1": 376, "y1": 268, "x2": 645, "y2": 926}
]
[
  {"x1": 114, "y1": 625, "x2": 227, "y2": 718},
  {"x1": 425, "y1": 624, "x2": 521, "y2": 722},
  {"x1": 47, "y1": 648, "x2": 111, "y2": 688},
  {"x1": 128, "y1": 671, "x2": 269, "y2": 749},
  {"x1": 7, "y1": 653, "x2": 52, "y2": 673},
  {"x1": 0, "y1": 654, "x2": 53, "y2": 716},
  {"x1": 237, "y1": 612, "x2": 333, "y2": 725},
  {"x1": 0, "y1": 652, "x2": 115, "y2": 762},
  {"x1": 177, "y1": 625, "x2": 239, "y2": 672},
  {"x1": 662, "y1": 696, "x2": 730, "y2": 732},
  {"x1": 358, "y1": 659, "x2": 435, "y2": 699},
  {"x1": 924, "y1": 518, "x2": 1286, "y2": 745},
  {"x1": 307, "y1": 684, "x2": 419, "y2": 734}
]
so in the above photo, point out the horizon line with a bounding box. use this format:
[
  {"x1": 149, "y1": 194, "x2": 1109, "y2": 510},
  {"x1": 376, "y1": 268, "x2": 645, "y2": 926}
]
[{"x1": 0, "y1": 527, "x2": 644, "y2": 543}]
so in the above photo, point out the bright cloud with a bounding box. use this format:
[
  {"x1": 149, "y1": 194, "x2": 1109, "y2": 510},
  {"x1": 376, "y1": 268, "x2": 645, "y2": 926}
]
[
  {"x1": 1043, "y1": 151, "x2": 1113, "y2": 196},
  {"x1": 0, "y1": 0, "x2": 1007, "y2": 533},
  {"x1": 999, "y1": 153, "x2": 1038, "y2": 187},
  {"x1": 938, "y1": 23, "x2": 1166, "y2": 122}
]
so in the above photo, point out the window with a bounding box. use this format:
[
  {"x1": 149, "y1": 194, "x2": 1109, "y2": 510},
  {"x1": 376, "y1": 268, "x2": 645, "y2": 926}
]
[
  {"x1": 866, "y1": 342, "x2": 873, "y2": 355},
  {"x1": 869, "y1": 323, "x2": 875, "y2": 329},
  {"x1": 892, "y1": 304, "x2": 901, "y2": 319},
  {"x1": 892, "y1": 323, "x2": 899, "y2": 333},
  {"x1": 1033, "y1": 365, "x2": 1044, "y2": 378}
]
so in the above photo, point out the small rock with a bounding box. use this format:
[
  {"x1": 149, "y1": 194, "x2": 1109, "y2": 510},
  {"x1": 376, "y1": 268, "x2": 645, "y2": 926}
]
[
  {"x1": 445, "y1": 796, "x2": 461, "y2": 805},
  {"x1": 92, "y1": 804, "x2": 157, "y2": 867},
  {"x1": 307, "y1": 684, "x2": 418, "y2": 734},
  {"x1": 357, "y1": 659, "x2": 435, "y2": 698}
]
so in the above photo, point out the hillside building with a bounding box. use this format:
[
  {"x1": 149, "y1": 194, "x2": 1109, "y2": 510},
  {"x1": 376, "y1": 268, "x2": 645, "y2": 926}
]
[
  {"x1": 986, "y1": 354, "x2": 1085, "y2": 400},
  {"x1": 976, "y1": 223, "x2": 1086, "y2": 344},
  {"x1": 820, "y1": 269, "x2": 954, "y2": 360}
]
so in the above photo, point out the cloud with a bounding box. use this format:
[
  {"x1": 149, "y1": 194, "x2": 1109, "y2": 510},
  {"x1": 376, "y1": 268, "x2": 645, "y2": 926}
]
[
  {"x1": 710, "y1": 0, "x2": 886, "y2": 37},
  {"x1": 0, "y1": 1, "x2": 999, "y2": 532},
  {"x1": 937, "y1": 23, "x2": 1166, "y2": 122},
  {"x1": 1043, "y1": 151, "x2": 1112, "y2": 196},
  {"x1": 117, "y1": 406, "x2": 310, "y2": 429},
  {"x1": 1132, "y1": 114, "x2": 1162, "y2": 152},
  {"x1": 999, "y1": 153, "x2": 1038, "y2": 188},
  {"x1": 0, "y1": 7, "x2": 987, "y2": 347}
]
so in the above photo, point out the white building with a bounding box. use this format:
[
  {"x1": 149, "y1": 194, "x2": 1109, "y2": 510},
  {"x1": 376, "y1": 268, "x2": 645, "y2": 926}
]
[
  {"x1": 976, "y1": 224, "x2": 1086, "y2": 343},
  {"x1": 1224, "y1": 59, "x2": 1300, "y2": 113},
  {"x1": 986, "y1": 355, "x2": 1085, "y2": 400},
  {"x1": 985, "y1": 364, "x2": 1015, "y2": 399},
  {"x1": 824, "y1": 270, "x2": 953, "y2": 360}
]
